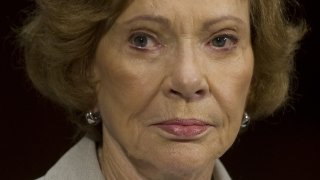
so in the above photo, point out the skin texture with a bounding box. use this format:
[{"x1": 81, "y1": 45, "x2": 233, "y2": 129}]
[{"x1": 93, "y1": 0, "x2": 253, "y2": 179}]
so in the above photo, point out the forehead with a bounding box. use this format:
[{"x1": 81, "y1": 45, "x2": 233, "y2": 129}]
[{"x1": 116, "y1": 0, "x2": 250, "y2": 25}]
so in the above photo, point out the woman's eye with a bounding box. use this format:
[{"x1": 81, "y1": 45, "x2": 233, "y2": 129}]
[
  {"x1": 210, "y1": 34, "x2": 238, "y2": 49},
  {"x1": 129, "y1": 32, "x2": 160, "y2": 50}
]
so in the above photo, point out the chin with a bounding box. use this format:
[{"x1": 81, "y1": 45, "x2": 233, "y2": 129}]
[{"x1": 151, "y1": 142, "x2": 217, "y2": 174}]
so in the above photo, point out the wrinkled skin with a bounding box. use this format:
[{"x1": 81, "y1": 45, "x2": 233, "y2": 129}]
[{"x1": 93, "y1": 0, "x2": 253, "y2": 179}]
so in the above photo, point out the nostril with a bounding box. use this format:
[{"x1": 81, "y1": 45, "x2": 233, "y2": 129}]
[
  {"x1": 169, "y1": 88, "x2": 206, "y2": 99},
  {"x1": 170, "y1": 89, "x2": 181, "y2": 96},
  {"x1": 195, "y1": 89, "x2": 205, "y2": 96}
]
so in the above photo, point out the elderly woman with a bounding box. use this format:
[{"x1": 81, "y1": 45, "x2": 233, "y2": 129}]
[{"x1": 20, "y1": 0, "x2": 306, "y2": 179}]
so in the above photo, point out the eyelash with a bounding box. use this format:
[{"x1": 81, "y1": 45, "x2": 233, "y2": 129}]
[
  {"x1": 128, "y1": 31, "x2": 162, "y2": 51},
  {"x1": 207, "y1": 34, "x2": 239, "y2": 51},
  {"x1": 128, "y1": 30, "x2": 239, "y2": 53}
]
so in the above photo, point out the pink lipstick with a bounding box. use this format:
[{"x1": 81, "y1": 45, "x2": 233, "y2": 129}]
[{"x1": 153, "y1": 119, "x2": 211, "y2": 138}]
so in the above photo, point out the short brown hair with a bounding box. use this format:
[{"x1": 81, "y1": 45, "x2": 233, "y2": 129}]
[{"x1": 19, "y1": 0, "x2": 307, "y2": 136}]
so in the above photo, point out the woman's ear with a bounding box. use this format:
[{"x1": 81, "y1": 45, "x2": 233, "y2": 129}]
[
  {"x1": 84, "y1": 57, "x2": 101, "y2": 112},
  {"x1": 93, "y1": 105, "x2": 100, "y2": 113},
  {"x1": 89, "y1": 57, "x2": 100, "y2": 82},
  {"x1": 87, "y1": 57, "x2": 102, "y2": 92},
  {"x1": 245, "y1": 74, "x2": 256, "y2": 116}
]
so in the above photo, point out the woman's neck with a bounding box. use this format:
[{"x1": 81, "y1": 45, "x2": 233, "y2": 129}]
[
  {"x1": 98, "y1": 130, "x2": 215, "y2": 180},
  {"x1": 98, "y1": 136, "x2": 146, "y2": 180}
]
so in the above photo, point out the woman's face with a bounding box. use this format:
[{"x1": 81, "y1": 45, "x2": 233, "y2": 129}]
[{"x1": 94, "y1": 0, "x2": 253, "y2": 177}]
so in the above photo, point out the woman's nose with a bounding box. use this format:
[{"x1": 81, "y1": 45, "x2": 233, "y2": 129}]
[{"x1": 165, "y1": 55, "x2": 209, "y2": 102}]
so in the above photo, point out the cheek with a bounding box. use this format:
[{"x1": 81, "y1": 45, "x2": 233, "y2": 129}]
[
  {"x1": 208, "y1": 50, "x2": 253, "y2": 138},
  {"x1": 218, "y1": 70, "x2": 252, "y2": 108},
  {"x1": 209, "y1": 63, "x2": 252, "y2": 113},
  {"x1": 94, "y1": 42, "x2": 167, "y2": 123},
  {"x1": 226, "y1": 49, "x2": 253, "y2": 106},
  {"x1": 96, "y1": 62, "x2": 154, "y2": 115}
]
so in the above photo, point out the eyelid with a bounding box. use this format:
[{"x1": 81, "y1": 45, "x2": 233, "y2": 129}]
[
  {"x1": 128, "y1": 30, "x2": 162, "y2": 50},
  {"x1": 207, "y1": 32, "x2": 239, "y2": 50},
  {"x1": 129, "y1": 28, "x2": 159, "y2": 41},
  {"x1": 213, "y1": 34, "x2": 239, "y2": 44}
]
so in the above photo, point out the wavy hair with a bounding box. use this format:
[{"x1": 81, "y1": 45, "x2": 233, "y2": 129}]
[{"x1": 19, "y1": 0, "x2": 307, "y2": 138}]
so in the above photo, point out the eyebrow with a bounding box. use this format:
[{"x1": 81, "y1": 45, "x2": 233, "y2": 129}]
[
  {"x1": 122, "y1": 15, "x2": 245, "y2": 30},
  {"x1": 202, "y1": 15, "x2": 246, "y2": 30},
  {"x1": 123, "y1": 15, "x2": 171, "y2": 28}
]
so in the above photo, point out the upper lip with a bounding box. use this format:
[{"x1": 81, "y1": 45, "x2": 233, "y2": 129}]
[{"x1": 152, "y1": 118, "x2": 214, "y2": 126}]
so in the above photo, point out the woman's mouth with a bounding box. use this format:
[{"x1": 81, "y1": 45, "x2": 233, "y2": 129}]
[{"x1": 152, "y1": 119, "x2": 212, "y2": 138}]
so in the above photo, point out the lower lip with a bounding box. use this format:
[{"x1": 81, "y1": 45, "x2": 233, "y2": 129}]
[{"x1": 154, "y1": 124, "x2": 210, "y2": 137}]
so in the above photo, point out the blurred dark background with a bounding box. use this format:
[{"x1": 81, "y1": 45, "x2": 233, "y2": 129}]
[{"x1": 1, "y1": 0, "x2": 319, "y2": 179}]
